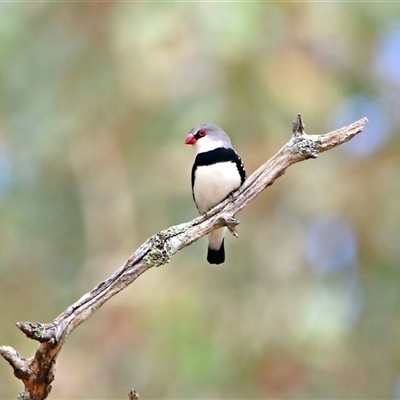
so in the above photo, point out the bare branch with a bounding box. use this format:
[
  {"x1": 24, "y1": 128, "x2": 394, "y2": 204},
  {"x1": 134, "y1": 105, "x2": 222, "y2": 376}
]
[{"x1": 0, "y1": 115, "x2": 368, "y2": 399}]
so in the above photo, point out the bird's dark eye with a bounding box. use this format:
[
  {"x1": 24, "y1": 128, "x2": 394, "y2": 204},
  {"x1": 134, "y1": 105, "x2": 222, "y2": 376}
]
[{"x1": 198, "y1": 129, "x2": 207, "y2": 137}]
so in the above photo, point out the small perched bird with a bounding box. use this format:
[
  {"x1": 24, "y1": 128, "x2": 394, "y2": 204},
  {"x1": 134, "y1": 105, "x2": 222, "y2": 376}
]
[{"x1": 185, "y1": 123, "x2": 246, "y2": 264}]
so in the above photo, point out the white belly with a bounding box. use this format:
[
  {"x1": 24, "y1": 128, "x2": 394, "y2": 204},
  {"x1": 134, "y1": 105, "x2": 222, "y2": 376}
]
[{"x1": 193, "y1": 162, "x2": 241, "y2": 213}]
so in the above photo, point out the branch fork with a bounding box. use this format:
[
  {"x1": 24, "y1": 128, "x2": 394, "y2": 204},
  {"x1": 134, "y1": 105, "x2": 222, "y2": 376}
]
[{"x1": 219, "y1": 215, "x2": 239, "y2": 237}]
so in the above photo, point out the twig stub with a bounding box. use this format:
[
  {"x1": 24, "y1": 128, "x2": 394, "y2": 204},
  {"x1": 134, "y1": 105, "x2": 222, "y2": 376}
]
[
  {"x1": 292, "y1": 113, "x2": 305, "y2": 136},
  {"x1": 128, "y1": 389, "x2": 139, "y2": 400}
]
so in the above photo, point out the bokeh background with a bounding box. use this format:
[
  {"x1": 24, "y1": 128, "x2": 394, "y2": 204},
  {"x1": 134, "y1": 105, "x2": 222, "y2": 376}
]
[{"x1": 1, "y1": 2, "x2": 400, "y2": 399}]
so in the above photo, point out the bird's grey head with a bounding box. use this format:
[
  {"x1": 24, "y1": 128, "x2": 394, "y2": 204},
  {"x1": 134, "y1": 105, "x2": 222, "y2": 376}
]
[{"x1": 184, "y1": 123, "x2": 232, "y2": 154}]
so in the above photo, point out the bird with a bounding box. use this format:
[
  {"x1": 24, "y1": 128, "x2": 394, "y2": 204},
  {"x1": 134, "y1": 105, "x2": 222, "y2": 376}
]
[{"x1": 185, "y1": 123, "x2": 246, "y2": 264}]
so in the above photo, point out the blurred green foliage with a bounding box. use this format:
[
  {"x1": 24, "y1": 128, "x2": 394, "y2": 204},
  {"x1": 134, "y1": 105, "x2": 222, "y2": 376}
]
[{"x1": 1, "y1": 2, "x2": 400, "y2": 399}]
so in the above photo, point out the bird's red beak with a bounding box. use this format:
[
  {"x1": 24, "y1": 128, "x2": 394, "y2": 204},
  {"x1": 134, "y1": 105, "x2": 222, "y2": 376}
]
[{"x1": 185, "y1": 133, "x2": 197, "y2": 145}]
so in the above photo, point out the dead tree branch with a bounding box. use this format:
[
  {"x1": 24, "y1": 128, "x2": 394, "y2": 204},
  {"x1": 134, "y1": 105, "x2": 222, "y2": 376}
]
[{"x1": 0, "y1": 115, "x2": 368, "y2": 400}]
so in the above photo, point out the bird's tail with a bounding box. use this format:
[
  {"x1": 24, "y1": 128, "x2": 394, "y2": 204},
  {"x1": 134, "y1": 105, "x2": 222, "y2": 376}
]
[{"x1": 207, "y1": 239, "x2": 225, "y2": 264}]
